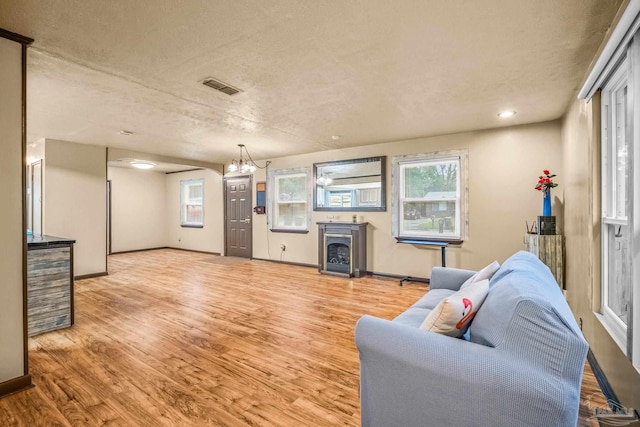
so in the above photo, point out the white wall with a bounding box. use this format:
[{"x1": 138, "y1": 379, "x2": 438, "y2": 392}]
[
  {"x1": 44, "y1": 139, "x2": 107, "y2": 276},
  {"x1": 107, "y1": 167, "x2": 223, "y2": 254},
  {"x1": 249, "y1": 120, "x2": 563, "y2": 276},
  {"x1": 108, "y1": 166, "x2": 167, "y2": 253},
  {"x1": 0, "y1": 36, "x2": 26, "y2": 383},
  {"x1": 166, "y1": 169, "x2": 224, "y2": 254}
]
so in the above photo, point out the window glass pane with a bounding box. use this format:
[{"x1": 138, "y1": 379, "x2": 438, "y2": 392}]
[
  {"x1": 397, "y1": 157, "x2": 462, "y2": 239},
  {"x1": 277, "y1": 175, "x2": 306, "y2": 202},
  {"x1": 615, "y1": 85, "x2": 628, "y2": 218},
  {"x1": 403, "y1": 161, "x2": 457, "y2": 198},
  {"x1": 187, "y1": 184, "x2": 203, "y2": 203},
  {"x1": 606, "y1": 224, "x2": 631, "y2": 326},
  {"x1": 268, "y1": 168, "x2": 310, "y2": 231},
  {"x1": 275, "y1": 202, "x2": 307, "y2": 227},
  {"x1": 181, "y1": 179, "x2": 204, "y2": 226},
  {"x1": 186, "y1": 205, "x2": 203, "y2": 224}
]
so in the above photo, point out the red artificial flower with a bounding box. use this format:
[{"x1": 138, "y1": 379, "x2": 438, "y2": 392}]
[{"x1": 534, "y1": 169, "x2": 559, "y2": 192}]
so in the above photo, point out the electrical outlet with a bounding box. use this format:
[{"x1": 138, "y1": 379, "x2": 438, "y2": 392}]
[{"x1": 280, "y1": 244, "x2": 286, "y2": 251}]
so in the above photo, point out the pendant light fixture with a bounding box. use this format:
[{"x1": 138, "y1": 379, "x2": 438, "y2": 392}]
[
  {"x1": 316, "y1": 173, "x2": 332, "y2": 186},
  {"x1": 227, "y1": 144, "x2": 270, "y2": 173}
]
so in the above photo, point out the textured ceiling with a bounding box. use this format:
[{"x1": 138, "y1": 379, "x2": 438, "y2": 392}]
[{"x1": 0, "y1": 0, "x2": 623, "y2": 165}]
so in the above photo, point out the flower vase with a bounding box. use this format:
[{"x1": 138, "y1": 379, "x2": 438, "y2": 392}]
[{"x1": 542, "y1": 190, "x2": 552, "y2": 216}]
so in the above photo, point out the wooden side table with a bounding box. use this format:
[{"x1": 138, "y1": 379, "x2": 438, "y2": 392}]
[{"x1": 524, "y1": 234, "x2": 564, "y2": 289}]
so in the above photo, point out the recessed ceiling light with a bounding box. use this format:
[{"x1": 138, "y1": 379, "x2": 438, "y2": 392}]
[
  {"x1": 118, "y1": 130, "x2": 134, "y2": 136},
  {"x1": 331, "y1": 135, "x2": 340, "y2": 140},
  {"x1": 130, "y1": 160, "x2": 155, "y2": 170},
  {"x1": 497, "y1": 111, "x2": 517, "y2": 118}
]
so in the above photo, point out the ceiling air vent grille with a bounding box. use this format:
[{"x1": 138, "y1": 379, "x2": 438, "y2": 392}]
[{"x1": 202, "y1": 78, "x2": 242, "y2": 96}]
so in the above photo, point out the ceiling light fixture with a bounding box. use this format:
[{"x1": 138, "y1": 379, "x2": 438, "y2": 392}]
[
  {"x1": 497, "y1": 111, "x2": 517, "y2": 118},
  {"x1": 118, "y1": 130, "x2": 135, "y2": 136},
  {"x1": 227, "y1": 144, "x2": 270, "y2": 173},
  {"x1": 331, "y1": 135, "x2": 341, "y2": 140},
  {"x1": 316, "y1": 172, "x2": 332, "y2": 186},
  {"x1": 130, "y1": 160, "x2": 155, "y2": 170}
]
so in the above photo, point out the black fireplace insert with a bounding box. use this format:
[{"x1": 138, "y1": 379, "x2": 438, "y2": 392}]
[{"x1": 325, "y1": 234, "x2": 352, "y2": 274}]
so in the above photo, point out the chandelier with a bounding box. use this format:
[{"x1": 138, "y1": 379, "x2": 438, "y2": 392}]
[
  {"x1": 316, "y1": 173, "x2": 332, "y2": 186},
  {"x1": 227, "y1": 144, "x2": 269, "y2": 173}
]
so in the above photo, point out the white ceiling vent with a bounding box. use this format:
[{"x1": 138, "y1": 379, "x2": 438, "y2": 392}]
[{"x1": 201, "y1": 77, "x2": 242, "y2": 96}]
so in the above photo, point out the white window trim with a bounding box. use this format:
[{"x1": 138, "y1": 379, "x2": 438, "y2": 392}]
[
  {"x1": 267, "y1": 167, "x2": 312, "y2": 233},
  {"x1": 391, "y1": 149, "x2": 468, "y2": 241},
  {"x1": 600, "y1": 54, "x2": 631, "y2": 357},
  {"x1": 180, "y1": 178, "x2": 204, "y2": 228},
  {"x1": 579, "y1": 0, "x2": 640, "y2": 99},
  {"x1": 597, "y1": 32, "x2": 640, "y2": 368},
  {"x1": 595, "y1": 311, "x2": 628, "y2": 355}
]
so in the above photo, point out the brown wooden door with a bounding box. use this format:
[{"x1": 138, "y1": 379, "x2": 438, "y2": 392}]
[{"x1": 224, "y1": 176, "x2": 252, "y2": 258}]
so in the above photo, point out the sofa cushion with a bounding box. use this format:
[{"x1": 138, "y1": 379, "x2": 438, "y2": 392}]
[
  {"x1": 410, "y1": 289, "x2": 456, "y2": 310},
  {"x1": 419, "y1": 279, "x2": 490, "y2": 337},
  {"x1": 393, "y1": 307, "x2": 433, "y2": 328},
  {"x1": 393, "y1": 289, "x2": 457, "y2": 327},
  {"x1": 460, "y1": 260, "x2": 500, "y2": 289},
  {"x1": 469, "y1": 251, "x2": 582, "y2": 350}
]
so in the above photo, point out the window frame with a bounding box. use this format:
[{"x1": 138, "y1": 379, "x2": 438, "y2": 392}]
[
  {"x1": 600, "y1": 55, "x2": 633, "y2": 355},
  {"x1": 180, "y1": 178, "x2": 204, "y2": 228},
  {"x1": 391, "y1": 150, "x2": 468, "y2": 242},
  {"x1": 582, "y1": 3, "x2": 640, "y2": 371},
  {"x1": 267, "y1": 167, "x2": 312, "y2": 233}
]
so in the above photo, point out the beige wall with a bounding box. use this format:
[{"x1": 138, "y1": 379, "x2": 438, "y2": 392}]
[
  {"x1": 44, "y1": 139, "x2": 107, "y2": 276},
  {"x1": 562, "y1": 95, "x2": 640, "y2": 409},
  {"x1": 105, "y1": 167, "x2": 224, "y2": 255},
  {"x1": 0, "y1": 36, "x2": 26, "y2": 383},
  {"x1": 249, "y1": 120, "x2": 563, "y2": 275},
  {"x1": 165, "y1": 169, "x2": 224, "y2": 254},
  {"x1": 107, "y1": 166, "x2": 167, "y2": 253}
]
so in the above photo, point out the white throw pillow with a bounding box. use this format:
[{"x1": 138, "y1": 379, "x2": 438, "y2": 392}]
[
  {"x1": 460, "y1": 261, "x2": 500, "y2": 290},
  {"x1": 420, "y1": 279, "x2": 490, "y2": 337}
]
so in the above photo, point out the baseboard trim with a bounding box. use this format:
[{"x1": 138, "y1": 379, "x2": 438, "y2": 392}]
[
  {"x1": 0, "y1": 374, "x2": 32, "y2": 398},
  {"x1": 587, "y1": 349, "x2": 620, "y2": 410},
  {"x1": 249, "y1": 259, "x2": 430, "y2": 282},
  {"x1": 168, "y1": 247, "x2": 221, "y2": 256},
  {"x1": 109, "y1": 246, "x2": 169, "y2": 255},
  {"x1": 367, "y1": 270, "x2": 430, "y2": 284},
  {"x1": 75, "y1": 272, "x2": 108, "y2": 281},
  {"x1": 251, "y1": 257, "x2": 317, "y2": 269}
]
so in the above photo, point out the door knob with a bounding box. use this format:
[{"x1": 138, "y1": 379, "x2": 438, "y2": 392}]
[{"x1": 244, "y1": 217, "x2": 251, "y2": 224}]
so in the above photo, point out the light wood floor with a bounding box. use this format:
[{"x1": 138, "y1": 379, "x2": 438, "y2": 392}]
[{"x1": 0, "y1": 249, "x2": 608, "y2": 426}]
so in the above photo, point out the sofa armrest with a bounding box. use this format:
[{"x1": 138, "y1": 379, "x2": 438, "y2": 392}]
[
  {"x1": 429, "y1": 266, "x2": 475, "y2": 291},
  {"x1": 355, "y1": 315, "x2": 581, "y2": 427}
]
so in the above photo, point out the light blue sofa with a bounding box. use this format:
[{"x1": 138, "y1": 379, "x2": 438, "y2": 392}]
[{"x1": 355, "y1": 251, "x2": 588, "y2": 427}]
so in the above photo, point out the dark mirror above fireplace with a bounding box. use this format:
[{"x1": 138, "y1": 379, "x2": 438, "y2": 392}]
[{"x1": 313, "y1": 156, "x2": 386, "y2": 212}]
